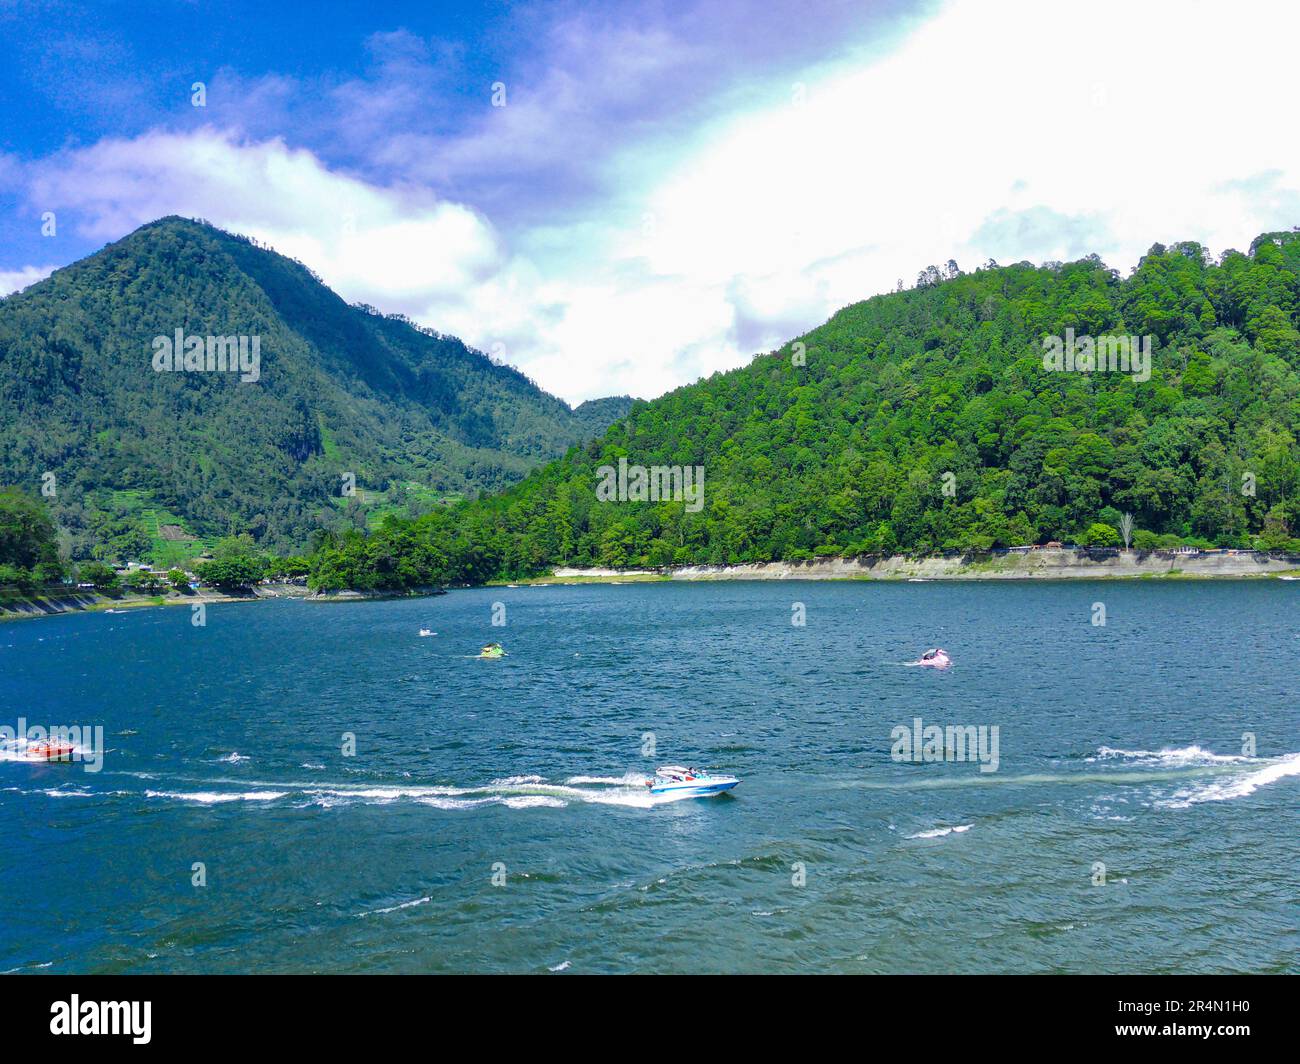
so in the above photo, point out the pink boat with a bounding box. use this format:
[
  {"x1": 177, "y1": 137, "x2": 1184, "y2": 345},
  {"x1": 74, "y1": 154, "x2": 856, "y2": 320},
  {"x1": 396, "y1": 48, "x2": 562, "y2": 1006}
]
[{"x1": 916, "y1": 648, "x2": 951, "y2": 668}]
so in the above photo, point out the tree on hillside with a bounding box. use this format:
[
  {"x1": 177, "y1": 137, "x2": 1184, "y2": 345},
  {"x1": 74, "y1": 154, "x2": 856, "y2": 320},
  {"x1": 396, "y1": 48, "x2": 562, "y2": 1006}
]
[
  {"x1": 1118, "y1": 512, "x2": 1134, "y2": 549},
  {"x1": 0, "y1": 488, "x2": 64, "y2": 585},
  {"x1": 195, "y1": 556, "x2": 263, "y2": 591},
  {"x1": 78, "y1": 561, "x2": 119, "y2": 590},
  {"x1": 1082, "y1": 523, "x2": 1122, "y2": 548}
]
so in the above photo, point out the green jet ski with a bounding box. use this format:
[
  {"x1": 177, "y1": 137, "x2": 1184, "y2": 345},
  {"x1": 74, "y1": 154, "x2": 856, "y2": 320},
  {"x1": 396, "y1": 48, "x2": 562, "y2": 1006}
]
[{"x1": 477, "y1": 642, "x2": 506, "y2": 659}]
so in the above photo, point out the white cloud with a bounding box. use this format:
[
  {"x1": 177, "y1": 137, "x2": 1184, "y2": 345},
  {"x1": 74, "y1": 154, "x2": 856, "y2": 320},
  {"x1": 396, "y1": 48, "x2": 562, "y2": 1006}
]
[
  {"x1": 628, "y1": 0, "x2": 1300, "y2": 340},
  {"x1": 0, "y1": 265, "x2": 57, "y2": 297},
  {"x1": 29, "y1": 129, "x2": 504, "y2": 306},
  {"x1": 16, "y1": 0, "x2": 1300, "y2": 403},
  {"x1": 497, "y1": 0, "x2": 1300, "y2": 399}
]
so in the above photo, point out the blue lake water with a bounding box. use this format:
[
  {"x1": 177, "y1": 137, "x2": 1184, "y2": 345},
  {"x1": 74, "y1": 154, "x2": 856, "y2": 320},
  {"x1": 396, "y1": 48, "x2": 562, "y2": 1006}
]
[{"x1": 1, "y1": 581, "x2": 1297, "y2": 973}]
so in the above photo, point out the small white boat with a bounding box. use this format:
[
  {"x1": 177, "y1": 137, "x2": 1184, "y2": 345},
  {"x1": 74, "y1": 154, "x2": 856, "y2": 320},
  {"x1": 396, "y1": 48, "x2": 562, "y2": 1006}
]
[
  {"x1": 915, "y1": 648, "x2": 951, "y2": 668},
  {"x1": 418, "y1": 629, "x2": 435, "y2": 637},
  {"x1": 645, "y1": 766, "x2": 739, "y2": 797}
]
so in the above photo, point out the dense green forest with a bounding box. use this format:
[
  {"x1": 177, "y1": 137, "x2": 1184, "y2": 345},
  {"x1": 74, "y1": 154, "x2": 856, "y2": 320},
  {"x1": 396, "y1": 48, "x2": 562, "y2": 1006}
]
[
  {"x1": 0, "y1": 217, "x2": 630, "y2": 562},
  {"x1": 0, "y1": 487, "x2": 65, "y2": 589},
  {"x1": 0, "y1": 483, "x2": 306, "y2": 592},
  {"x1": 305, "y1": 232, "x2": 1300, "y2": 590}
]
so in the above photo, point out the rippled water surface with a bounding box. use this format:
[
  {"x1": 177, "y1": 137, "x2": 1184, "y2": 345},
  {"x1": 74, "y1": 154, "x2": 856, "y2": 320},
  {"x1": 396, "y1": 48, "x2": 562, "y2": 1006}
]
[{"x1": 2, "y1": 581, "x2": 1297, "y2": 973}]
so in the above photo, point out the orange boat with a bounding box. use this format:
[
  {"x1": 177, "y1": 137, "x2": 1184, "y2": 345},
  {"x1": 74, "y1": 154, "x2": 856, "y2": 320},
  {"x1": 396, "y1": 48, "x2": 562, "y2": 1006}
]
[{"x1": 24, "y1": 740, "x2": 76, "y2": 761}]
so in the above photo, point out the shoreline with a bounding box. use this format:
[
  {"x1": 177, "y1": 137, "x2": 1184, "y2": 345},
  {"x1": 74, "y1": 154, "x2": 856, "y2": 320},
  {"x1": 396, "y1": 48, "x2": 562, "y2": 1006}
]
[
  {"x1": 0, "y1": 583, "x2": 313, "y2": 622},
  {"x1": 537, "y1": 549, "x2": 1300, "y2": 583},
  {"x1": 6, "y1": 550, "x2": 1298, "y2": 623},
  {"x1": 0, "y1": 582, "x2": 452, "y2": 623}
]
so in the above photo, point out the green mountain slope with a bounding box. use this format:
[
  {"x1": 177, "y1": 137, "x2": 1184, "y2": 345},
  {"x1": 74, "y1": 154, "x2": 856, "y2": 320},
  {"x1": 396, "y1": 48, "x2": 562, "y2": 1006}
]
[
  {"x1": 305, "y1": 232, "x2": 1300, "y2": 589},
  {"x1": 0, "y1": 217, "x2": 631, "y2": 559}
]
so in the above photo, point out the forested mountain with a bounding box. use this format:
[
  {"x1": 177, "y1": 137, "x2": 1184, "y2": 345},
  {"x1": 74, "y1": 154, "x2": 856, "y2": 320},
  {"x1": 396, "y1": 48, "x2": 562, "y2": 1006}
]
[
  {"x1": 306, "y1": 231, "x2": 1300, "y2": 590},
  {"x1": 0, "y1": 217, "x2": 631, "y2": 561}
]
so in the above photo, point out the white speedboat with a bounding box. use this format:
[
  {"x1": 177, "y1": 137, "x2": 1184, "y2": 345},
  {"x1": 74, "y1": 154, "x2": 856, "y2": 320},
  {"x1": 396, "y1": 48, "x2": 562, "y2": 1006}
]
[{"x1": 645, "y1": 766, "x2": 739, "y2": 797}]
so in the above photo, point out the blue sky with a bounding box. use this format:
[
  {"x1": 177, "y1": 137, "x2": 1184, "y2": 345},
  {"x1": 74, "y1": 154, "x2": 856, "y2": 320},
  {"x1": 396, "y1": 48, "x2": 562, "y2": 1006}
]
[{"x1": 3, "y1": 0, "x2": 1299, "y2": 402}]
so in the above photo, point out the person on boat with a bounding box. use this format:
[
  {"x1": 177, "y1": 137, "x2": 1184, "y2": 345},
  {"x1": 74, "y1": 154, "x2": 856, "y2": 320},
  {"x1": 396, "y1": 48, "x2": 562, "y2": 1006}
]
[{"x1": 922, "y1": 649, "x2": 938, "y2": 660}]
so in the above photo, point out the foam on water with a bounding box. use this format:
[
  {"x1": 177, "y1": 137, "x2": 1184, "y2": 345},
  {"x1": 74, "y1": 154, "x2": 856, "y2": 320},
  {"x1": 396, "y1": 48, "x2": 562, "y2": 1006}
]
[
  {"x1": 40, "y1": 747, "x2": 1291, "y2": 814},
  {"x1": 1157, "y1": 752, "x2": 1300, "y2": 808},
  {"x1": 907, "y1": 824, "x2": 973, "y2": 839},
  {"x1": 502, "y1": 795, "x2": 567, "y2": 809},
  {"x1": 2, "y1": 785, "x2": 106, "y2": 799},
  {"x1": 844, "y1": 743, "x2": 1292, "y2": 795},
  {"x1": 15, "y1": 743, "x2": 1293, "y2": 817},
  {"x1": 2, "y1": 961, "x2": 54, "y2": 973},
  {"x1": 306, "y1": 785, "x2": 462, "y2": 801},
  {"x1": 1089, "y1": 745, "x2": 1251, "y2": 765},
  {"x1": 565, "y1": 772, "x2": 648, "y2": 786},
  {"x1": 358, "y1": 896, "x2": 432, "y2": 917},
  {"x1": 411, "y1": 794, "x2": 504, "y2": 810},
  {"x1": 91, "y1": 772, "x2": 677, "y2": 811},
  {"x1": 143, "y1": 789, "x2": 289, "y2": 804}
]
